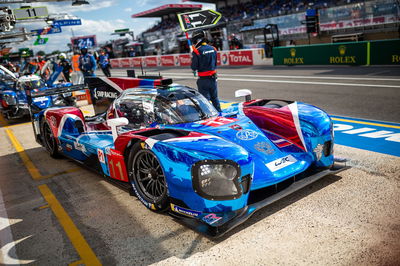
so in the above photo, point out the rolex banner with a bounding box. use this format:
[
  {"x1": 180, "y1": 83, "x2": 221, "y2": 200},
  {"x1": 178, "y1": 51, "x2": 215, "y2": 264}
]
[{"x1": 273, "y1": 39, "x2": 400, "y2": 66}]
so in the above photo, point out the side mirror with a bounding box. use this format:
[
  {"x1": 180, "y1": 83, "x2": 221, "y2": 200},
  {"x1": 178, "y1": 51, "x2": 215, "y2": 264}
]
[
  {"x1": 235, "y1": 89, "x2": 252, "y2": 102},
  {"x1": 107, "y1": 117, "x2": 129, "y2": 142}
]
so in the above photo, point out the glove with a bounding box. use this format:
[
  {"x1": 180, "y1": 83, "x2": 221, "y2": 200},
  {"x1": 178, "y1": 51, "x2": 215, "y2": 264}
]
[{"x1": 192, "y1": 70, "x2": 197, "y2": 77}]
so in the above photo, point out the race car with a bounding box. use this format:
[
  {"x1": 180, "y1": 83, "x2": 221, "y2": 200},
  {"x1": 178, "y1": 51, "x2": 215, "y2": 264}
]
[
  {"x1": 30, "y1": 76, "x2": 347, "y2": 237},
  {"x1": 0, "y1": 65, "x2": 76, "y2": 120}
]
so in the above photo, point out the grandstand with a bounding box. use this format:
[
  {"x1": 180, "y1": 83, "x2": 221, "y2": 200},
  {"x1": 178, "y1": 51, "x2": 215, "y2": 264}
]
[
  {"x1": 132, "y1": 4, "x2": 202, "y2": 55},
  {"x1": 132, "y1": 0, "x2": 399, "y2": 56}
]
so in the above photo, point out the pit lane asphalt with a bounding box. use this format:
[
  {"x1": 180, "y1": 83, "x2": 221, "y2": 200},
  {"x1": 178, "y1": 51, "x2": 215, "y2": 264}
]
[
  {"x1": 108, "y1": 65, "x2": 400, "y2": 122},
  {"x1": 0, "y1": 65, "x2": 399, "y2": 265}
]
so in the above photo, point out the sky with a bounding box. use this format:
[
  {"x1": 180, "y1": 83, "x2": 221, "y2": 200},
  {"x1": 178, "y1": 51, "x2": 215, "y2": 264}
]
[{"x1": 9, "y1": 0, "x2": 215, "y2": 54}]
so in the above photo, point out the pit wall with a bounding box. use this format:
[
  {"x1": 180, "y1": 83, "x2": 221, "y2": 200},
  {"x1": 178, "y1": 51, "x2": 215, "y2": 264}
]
[
  {"x1": 273, "y1": 39, "x2": 400, "y2": 65},
  {"x1": 109, "y1": 49, "x2": 266, "y2": 68}
]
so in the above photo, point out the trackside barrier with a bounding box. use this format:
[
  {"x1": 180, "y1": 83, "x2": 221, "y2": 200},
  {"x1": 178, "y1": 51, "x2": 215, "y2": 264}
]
[
  {"x1": 273, "y1": 39, "x2": 400, "y2": 65},
  {"x1": 110, "y1": 49, "x2": 266, "y2": 68}
]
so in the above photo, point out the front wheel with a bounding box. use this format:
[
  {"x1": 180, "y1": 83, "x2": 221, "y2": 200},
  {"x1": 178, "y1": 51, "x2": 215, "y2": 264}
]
[{"x1": 128, "y1": 142, "x2": 169, "y2": 212}]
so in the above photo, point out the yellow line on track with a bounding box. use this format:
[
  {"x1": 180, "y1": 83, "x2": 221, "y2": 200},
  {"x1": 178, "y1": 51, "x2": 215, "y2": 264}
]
[
  {"x1": 332, "y1": 117, "x2": 400, "y2": 129},
  {"x1": 5, "y1": 129, "x2": 42, "y2": 180},
  {"x1": 5, "y1": 129, "x2": 81, "y2": 180},
  {"x1": 38, "y1": 185, "x2": 101, "y2": 266}
]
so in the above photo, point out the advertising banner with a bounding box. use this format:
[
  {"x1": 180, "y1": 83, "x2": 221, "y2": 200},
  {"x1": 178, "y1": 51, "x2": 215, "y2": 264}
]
[
  {"x1": 160, "y1": 55, "x2": 175, "y2": 67},
  {"x1": 145, "y1": 56, "x2": 158, "y2": 67},
  {"x1": 119, "y1": 58, "x2": 132, "y2": 68},
  {"x1": 132, "y1": 57, "x2": 142, "y2": 67},
  {"x1": 178, "y1": 54, "x2": 192, "y2": 66},
  {"x1": 227, "y1": 50, "x2": 254, "y2": 65}
]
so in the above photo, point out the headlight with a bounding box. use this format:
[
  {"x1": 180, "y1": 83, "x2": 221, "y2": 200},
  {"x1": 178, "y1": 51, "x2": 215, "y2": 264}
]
[{"x1": 192, "y1": 160, "x2": 242, "y2": 200}]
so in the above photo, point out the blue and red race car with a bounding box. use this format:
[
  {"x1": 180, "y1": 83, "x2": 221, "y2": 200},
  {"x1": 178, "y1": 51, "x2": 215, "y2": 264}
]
[{"x1": 29, "y1": 75, "x2": 347, "y2": 237}]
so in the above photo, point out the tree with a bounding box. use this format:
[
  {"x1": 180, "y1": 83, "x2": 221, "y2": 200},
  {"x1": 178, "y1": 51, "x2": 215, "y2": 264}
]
[{"x1": 36, "y1": 50, "x2": 45, "y2": 56}]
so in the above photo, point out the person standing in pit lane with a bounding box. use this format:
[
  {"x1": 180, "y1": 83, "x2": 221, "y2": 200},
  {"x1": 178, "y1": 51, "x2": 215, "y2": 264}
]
[
  {"x1": 190, "y1": 30, "x2": 222, "y2": 113},
  {"x1": 78, "y1": 46, "x2": 97, "y2": 84},
  {"x1": 58, "y1": 53, "x2": 72, "y2": 82},
  {"x1": 98, "y1": 50, "x2": 111, "y2": 77}
]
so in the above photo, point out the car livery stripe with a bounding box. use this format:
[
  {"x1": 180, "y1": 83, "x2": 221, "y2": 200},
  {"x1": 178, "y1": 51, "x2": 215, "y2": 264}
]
[
  {"x1": 162, "y1": 135, "x2": 221, "y2": 142},
  {"x1": 144, "y1": 138, "x2": 159, "y2": 149},
  {"x1": 287, "y1": 102, "x2": 307, "y2": 152},
  {"x1": 57, "y1": 114, "x2": 85, "y2": 137}
]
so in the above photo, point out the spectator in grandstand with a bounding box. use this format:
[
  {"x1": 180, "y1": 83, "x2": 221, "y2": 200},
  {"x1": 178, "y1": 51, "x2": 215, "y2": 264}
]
[
  {"x1": 99, "y1": 50, "x2": 111, "y2": 77},
  {"x1": 58, "y1": 53, "x2": 72, "y2": 82},
  {"x1": 190, "y1": 30, "x2": 221, "y2": 113},
  {"x1": 78, "y1": 46, "x2": 97, "y2": 84}
]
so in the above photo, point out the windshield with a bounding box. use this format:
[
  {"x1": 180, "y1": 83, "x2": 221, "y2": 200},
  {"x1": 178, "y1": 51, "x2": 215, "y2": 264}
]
[
  {"x1": 114, "y1": 88, "x2": 218, "y2": 129},
  {"x1": 19, "y1": 79, "x2": 45, "y2": 91}
]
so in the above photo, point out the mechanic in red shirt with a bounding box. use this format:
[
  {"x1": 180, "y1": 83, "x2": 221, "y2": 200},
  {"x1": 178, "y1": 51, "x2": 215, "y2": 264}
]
[{"x1": 191, "y1": 30, "x2": 222, "y2": 112}]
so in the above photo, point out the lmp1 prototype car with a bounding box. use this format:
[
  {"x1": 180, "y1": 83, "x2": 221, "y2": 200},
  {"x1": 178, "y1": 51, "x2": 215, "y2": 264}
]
[
  {"x1": 0, "y1": 65, "x2": 76, "y2": 120},
  {"x1": 30, "y1": 76, "x2": 346, "y2": 237}
]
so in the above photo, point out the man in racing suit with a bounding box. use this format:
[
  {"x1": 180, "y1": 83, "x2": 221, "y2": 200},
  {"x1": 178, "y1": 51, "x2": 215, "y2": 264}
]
[{"x1": 190, "y1": 30, "x2": 221, "y2": 112}]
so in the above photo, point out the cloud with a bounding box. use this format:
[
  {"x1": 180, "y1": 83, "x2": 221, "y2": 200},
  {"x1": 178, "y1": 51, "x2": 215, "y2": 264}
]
[
  {"x1": 45, "y1": 0, "x2": 114, "y2": 14},
  {"x1": 124, "y1": 7, "x2": 132, "y2": 12}
]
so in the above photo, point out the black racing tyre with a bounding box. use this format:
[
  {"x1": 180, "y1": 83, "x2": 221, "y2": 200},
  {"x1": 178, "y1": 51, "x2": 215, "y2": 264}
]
[
  {"x1": 127, "y1": 141, "x2": 169, "y2": 212},
  {"x1": 41, "y1": 120, "x2": 61, "y2": 158}
]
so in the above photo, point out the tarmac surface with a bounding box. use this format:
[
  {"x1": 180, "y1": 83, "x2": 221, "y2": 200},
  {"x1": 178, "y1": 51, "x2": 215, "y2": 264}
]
[
  {"x1": 0, "y1": 65, "x2": 399, "y2": 265},
  {"x1": 112, "y1": 65, "x2": 400, "y2": 122}
]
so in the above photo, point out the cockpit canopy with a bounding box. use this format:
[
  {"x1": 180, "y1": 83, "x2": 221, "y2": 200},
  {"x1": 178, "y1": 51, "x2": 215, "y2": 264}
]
[{"x1": 110, "y1": 86, "x2": 218, "y2": 129}]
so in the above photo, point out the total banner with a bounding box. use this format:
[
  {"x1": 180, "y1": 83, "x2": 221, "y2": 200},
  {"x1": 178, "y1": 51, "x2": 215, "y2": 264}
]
[{"x1": 109, "y1": 49, "x2": 265, "y2": 68}]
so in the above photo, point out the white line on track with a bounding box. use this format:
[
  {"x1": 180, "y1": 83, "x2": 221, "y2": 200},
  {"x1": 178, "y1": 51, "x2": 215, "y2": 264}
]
[
  {"x1": 164, "y1": 75, "x2": 400, "y2": 88},
  {"x1": 159, "y1": 72, "x2": 400, "y2": 82},
  {"x1": 0, "y1": 185, "x2": 34, "y2": 264}
]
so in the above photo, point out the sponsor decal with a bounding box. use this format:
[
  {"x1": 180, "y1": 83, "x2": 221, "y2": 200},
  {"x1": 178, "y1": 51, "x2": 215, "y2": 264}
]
[
  {"x1": 202, "y1": 213, "x2": 222, "y2": 225},
  {"x1": 110, "y1": 59, "x2": 120, "y2": 68},
  {"x1": 266, "y1": 155, "x2": 297, "y2": 172},
  {"x1": 65, "y1": 143, "x2": 73, "y2": 152},
  {"x1": 50, "y1": 116, "x2": 57, "y2": 127},
  {"x1": 131, "y1": 181, "x2": 151, "y2": 208},
  {"x1": 329, "y1": 45, "x2": 356, "y2": 64},
  {"x1": 228, "y1": 50, "x2": 253, "y2": 65},
  {"x1": 392, "y1": 55, "x2": 400, "y2": 63},
  {"x1": 254, "y1": 142, "x2": 274, "y2": 155},
  {"x1": 161, "y1": 55, "x2": 174, "y2": 66},
  {"x1": 178, "y1": 54, "x2": 191, "y2": 66},
  {"x1": 222, "y1": 53, "x2": 228, "y2": 65},
  {"x1": 132, "y1": 57, "x2": 142, "y2": 67},
  {"x1": 236, "y1": 129, "x2": 259, "y2": 141},
  {"x1": 145, "y1": 56, "x2": 158, "y2": 67},
  {"x1": 74, "y1": 141, "x2": 87, "y2": 153},
  {"x1": 171, "y1": 204, "x2": 202, "y2": 218},
  {"x1": 283, "y1": 48, "x2": 304, "y2": 64},
  {"x1": 97, "y1": 149, "x2": 105, "y2": 164},
  {"x1": 120, "y1": 58, "x2": 131, "y2": 68},
  {"x1": 229, "y1": 124, "x2": 242, "y2": 131},
  {"x1": 95, "y1": 89, "x2": 118, "y2": 99},
  {"x1": 200, "y1": 117, "x2": 237, "y2": 127}
]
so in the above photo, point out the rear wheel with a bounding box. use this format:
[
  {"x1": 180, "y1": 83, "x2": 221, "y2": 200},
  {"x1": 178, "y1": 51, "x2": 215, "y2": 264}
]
[
  {"x1": 41, "y1": 120, "x2": 61, "y2": 158},
  {"x1": 128, "y1": 142, "x2": 169, "y2": 212}
]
